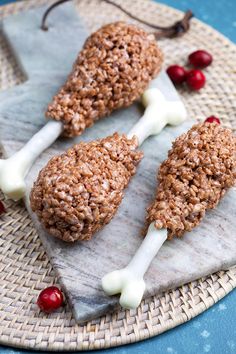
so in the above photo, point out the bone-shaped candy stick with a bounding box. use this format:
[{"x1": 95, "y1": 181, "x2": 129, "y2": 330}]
[
  {"x1": 0, "y1": 121, "x2": 63, "y2": 201},
  {"x1": 102, "y1": 223, "x2": 167, "y2": 309},
  {"x1": 128, "y1": 88, "x2": 187, "y2": 146},
  {"x1": 0, "y1": 21, "x2": 163, "y2": 201}
]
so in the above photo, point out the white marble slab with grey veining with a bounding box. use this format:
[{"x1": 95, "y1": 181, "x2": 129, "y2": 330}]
[{"x1": 0, "y1": 3, "x2": 235, "y2": 324}]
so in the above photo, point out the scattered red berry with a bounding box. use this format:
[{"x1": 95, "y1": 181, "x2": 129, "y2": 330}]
[
  {"x1": 205, "y1": 116, "x2": 221, "y2": 124},
  {"x1": 166, "y1": 65, "x2": 187, "y2": 85},
  {"x1": 188, "y1": 50, "x2": 213, "y2": 69},
  {"x1": 0, "y1": 200, "x2": 6, "y2": 215},
  {"x1": 37, "y1": 286, "x2": 64, "y2": 313},
  {"x1": 186, "y1": 69, "x2": 206, "y2": 91}
]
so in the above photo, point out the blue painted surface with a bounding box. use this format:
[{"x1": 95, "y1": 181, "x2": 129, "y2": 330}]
[
  {"x1": 161, "y1": 0, "x2": 236, "y2": 42},
  {"x1": 0, "y1": 0, "x2": 236, "y2": 353},
  {"x1": 0, "y1": 0, "x2": 20, "y2": 5}
]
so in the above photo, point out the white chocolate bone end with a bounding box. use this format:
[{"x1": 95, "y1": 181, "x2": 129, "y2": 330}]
[
  {"x1": 102, "y1": 269, "x2": 124, "y2": 296},
  {"x1": 0, "y1": 121, "x2": 63, "y2": 201},
  {"x1": 128, "y1": 88, "x2": 187, "y2": 146},
  {"x1": 119, "y1": 280, "x2": 145, "y2": 309},
  {"x1": 102, "y1": 224, "x2": 167, "y2": 309},
  {"x1": 0, "y1": 158, "x2": 26, "y2": 201},
  {"x1": 142, "y1": 88, "x2": 187, "y2": 132},
  {"x1": 102, "y1": 269, "x2": 145, "y2": 309},
  {"x1": 141, "y1": 87, "x2": 165, "y2": 107}
]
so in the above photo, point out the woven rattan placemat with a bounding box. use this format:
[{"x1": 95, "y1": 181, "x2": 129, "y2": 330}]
[{"x1": 0, "y1": 0, "x2": 236, "y2": 351}]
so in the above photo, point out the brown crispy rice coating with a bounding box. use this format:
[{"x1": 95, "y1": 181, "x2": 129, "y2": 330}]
[
  {"x1": 30, "y1": 134, "x2": 143, "y2": 242},
  {"x1": 147, "y1": 123, "x2": 236, "y2": 239},
  {"x1": 46, "y1": 22, "x2": 163, "y2": 137}
]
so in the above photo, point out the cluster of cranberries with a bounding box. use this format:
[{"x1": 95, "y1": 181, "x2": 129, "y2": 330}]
[{"x1": 167, "y1": 50, "x2": 213, "y2": 91}]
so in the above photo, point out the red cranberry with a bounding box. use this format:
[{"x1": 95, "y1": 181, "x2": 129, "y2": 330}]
[
  {"x1": 205, "y1": 116, "x2": 221, "y2": 124},
  {"x1": 186, "y1": 69, "x2": 206, "y2": 91},
  {"x1": 0, "y1": 201, "x2": 5, "y2": 215},
  {"x1": 188, "y1": 50, "x2": 213, "y2": 68},
  {"x1": 37, "y1": 286, "x2": 64, "y2": 313},
  {"x1": 166, "y1": 65, "x2": 187, "y2": 85}
]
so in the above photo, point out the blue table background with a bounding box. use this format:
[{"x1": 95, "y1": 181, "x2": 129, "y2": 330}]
[{"x1": 0, "y1": 0, "x2": 236, "y2": 353}]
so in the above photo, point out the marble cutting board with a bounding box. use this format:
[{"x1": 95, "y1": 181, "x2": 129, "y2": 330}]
[{"x1": 0, "y1": 3, "x2": 236, "y2": 324}]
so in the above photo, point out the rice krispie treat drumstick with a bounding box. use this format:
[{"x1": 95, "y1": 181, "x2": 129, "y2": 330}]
[
  {"x1": 30, "y1": 133, "x2": 142, "y2": 242},
  {"x1": 0, "y1": 21, "x2": 163, "y2": 201},
  {"x1": 102, "y1": 122, "x2": 236, "y2": 309}
]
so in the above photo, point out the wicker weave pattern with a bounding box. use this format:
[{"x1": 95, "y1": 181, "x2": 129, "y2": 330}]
[{"x1": 0, "y1": 0, "x2": 236, "y2": 350}]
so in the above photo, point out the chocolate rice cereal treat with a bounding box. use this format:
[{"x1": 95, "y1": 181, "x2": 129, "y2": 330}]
[
  {"x1": 46, "y1": 21, "x2": 163, "y2": 137},
  {"x1": 147, "y1": 122, "x2": 236, "y2": 239},
  {"x1": 30, "y1": 133, "x2": 143, "y2": 242}
]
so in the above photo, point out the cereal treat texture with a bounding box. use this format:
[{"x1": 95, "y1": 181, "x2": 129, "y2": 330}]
[
  {"x1": 30, "y1": 134, "x2": 143, "y2": 242},
  {"x1": 147, "y1": 123, "x2": 236, "y2": 239},
  {"x1": 46, "y1": 22, "x2": 163, "y2": 137}
]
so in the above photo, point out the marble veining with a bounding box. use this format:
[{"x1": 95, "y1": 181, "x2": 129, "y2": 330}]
[{"x1": 0, "y1": 3, "x2": 235, "y2": 324}]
